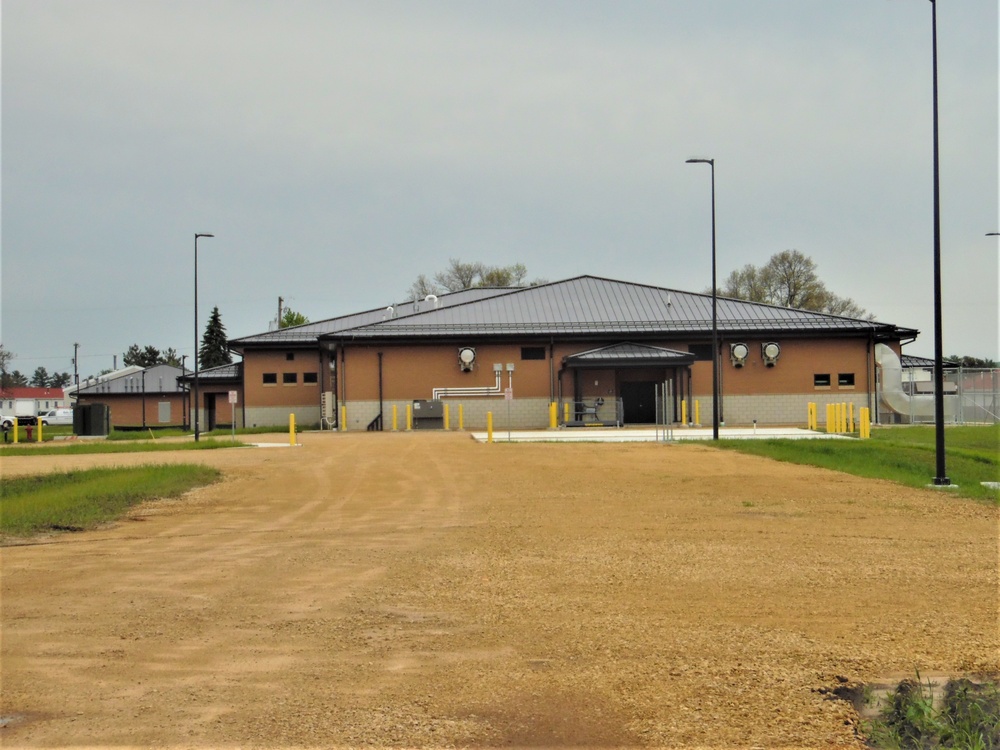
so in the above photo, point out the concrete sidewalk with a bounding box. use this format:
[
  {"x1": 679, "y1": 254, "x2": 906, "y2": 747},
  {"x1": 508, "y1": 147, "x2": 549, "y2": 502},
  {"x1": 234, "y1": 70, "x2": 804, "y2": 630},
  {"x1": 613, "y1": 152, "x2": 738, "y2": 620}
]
[{"x1": 470, "y1": 425, "x2": 852, "y2": 443}]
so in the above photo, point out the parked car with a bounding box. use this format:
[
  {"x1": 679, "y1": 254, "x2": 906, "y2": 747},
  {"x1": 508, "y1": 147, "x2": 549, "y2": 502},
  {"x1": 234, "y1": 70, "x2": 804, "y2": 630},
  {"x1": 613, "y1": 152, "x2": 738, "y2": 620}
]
[
  {"x1": 39, "y1": 408, "x2": 74, "y2": 426},
  {"x1": 1, "y1": 414, "x2": 16, "y2": 430}
]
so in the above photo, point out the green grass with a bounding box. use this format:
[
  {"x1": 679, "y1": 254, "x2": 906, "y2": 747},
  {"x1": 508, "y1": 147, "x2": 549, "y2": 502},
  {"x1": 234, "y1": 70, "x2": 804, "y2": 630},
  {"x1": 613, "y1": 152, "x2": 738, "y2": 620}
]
[
  {"x1": 864, "y1": 673, "x2": 1000, "y2": 749},
  {"x1": 0, "y1": 438, "x2": 247, "y2": 457},
  {"x1": 0, "y1": 464, "x2": 221, "y2": 537},
  {"x1": 715, "y1": 424, "x2": 999, "y2": 503}
]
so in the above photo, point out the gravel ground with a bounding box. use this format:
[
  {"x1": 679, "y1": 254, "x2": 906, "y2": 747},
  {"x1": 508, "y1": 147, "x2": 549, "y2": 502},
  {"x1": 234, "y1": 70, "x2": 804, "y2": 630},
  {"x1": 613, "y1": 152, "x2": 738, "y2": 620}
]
[{"x1": 1, "y1": 431, "x2": 997, "y2": 749}]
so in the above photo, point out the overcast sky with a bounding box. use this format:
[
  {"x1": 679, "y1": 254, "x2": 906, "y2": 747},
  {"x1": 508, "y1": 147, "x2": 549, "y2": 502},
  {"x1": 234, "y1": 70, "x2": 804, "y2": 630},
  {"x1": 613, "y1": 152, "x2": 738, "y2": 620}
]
[{"x1": 2, "y1": 1, "x2": 997, "y2": 381}]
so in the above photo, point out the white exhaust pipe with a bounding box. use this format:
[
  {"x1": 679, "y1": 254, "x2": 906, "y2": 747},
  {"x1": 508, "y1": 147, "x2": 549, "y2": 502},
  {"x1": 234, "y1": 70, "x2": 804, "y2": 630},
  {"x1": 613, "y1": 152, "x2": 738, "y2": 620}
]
[{"x1": 875, "y1": 343, "x2": 956, "y2": 420}]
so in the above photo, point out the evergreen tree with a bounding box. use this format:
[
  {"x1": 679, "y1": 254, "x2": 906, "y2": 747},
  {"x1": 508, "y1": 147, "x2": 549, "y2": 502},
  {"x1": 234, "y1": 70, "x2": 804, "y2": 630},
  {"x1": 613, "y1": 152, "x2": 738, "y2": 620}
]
[
  {"x1": 199, "y1": 306, "x2": 232, "y2": 369},
  {"x1": 30, "y1": 367, "x2": 50, "y2": 387},
  {"x1": 50, "y1": 372, "x2": 72, "y2": 388},
  {"x1": 5, "y1": 370, "x2": 28, "y2": 387}
]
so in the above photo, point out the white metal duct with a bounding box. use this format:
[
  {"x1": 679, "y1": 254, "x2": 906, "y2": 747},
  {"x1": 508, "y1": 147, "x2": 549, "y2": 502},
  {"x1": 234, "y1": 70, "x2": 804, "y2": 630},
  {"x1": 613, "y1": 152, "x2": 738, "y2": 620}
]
[{"x1": 875, "y1": 343, "x2": 956, "y2": 420}]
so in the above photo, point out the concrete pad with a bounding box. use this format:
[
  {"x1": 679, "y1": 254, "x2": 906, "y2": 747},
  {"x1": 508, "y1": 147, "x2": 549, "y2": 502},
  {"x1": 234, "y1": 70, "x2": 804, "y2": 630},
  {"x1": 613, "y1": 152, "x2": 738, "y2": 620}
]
[{"x1": 470, "y1": 426, "x2": 852, "y2": 443}]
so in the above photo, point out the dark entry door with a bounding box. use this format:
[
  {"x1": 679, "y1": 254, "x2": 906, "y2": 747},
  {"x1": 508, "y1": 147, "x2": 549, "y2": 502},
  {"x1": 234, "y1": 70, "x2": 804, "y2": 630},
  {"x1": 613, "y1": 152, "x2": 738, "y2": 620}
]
[
  {"x1": 620, "y1": 381, "x2": 657, "y2": 424},
  {"x1": 205, "y1": 394, "x2": 217, "y2": 431}
]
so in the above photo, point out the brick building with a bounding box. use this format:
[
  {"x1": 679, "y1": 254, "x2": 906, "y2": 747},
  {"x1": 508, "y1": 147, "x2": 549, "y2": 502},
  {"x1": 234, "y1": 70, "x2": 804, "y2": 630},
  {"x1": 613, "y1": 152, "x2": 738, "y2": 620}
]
[{"x1": 227, "y1": 275, "x2": 918, "y2": 431}]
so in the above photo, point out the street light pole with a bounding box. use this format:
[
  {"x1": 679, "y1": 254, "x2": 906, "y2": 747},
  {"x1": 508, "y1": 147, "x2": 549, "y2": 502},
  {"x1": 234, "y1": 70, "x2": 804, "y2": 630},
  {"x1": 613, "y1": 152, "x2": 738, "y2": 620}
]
[
  {"x1": 194, "y1": 233, "x2": 214, "y2": 442},
  {"x1": 928, "y1": 0, "x2": 949, "y2": 485},
  {"x1": 686, "y1": 157, "x2": 720, "y2": 440}
]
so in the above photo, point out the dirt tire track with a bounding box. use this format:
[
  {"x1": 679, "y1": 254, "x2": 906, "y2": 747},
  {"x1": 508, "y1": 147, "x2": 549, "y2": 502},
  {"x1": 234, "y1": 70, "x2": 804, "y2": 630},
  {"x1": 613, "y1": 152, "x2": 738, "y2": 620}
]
[{"x1": 1, "y1": 432, "x2": 996, "y2": 748}]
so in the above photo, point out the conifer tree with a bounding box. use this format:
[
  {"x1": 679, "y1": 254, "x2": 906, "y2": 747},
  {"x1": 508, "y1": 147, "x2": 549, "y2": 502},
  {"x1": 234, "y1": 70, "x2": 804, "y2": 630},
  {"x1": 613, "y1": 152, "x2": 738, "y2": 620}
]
[{"x1": 199, "y1": 306, "x2": 232, "y2": 369}]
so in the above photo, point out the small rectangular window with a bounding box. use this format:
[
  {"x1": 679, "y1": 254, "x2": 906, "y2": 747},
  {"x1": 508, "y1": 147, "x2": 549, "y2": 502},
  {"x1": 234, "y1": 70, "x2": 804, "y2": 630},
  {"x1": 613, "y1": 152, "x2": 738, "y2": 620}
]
[
  {"x1": 689, "y1": 344, "x2": 713, "y2": 361},
  {"x1": 283, "y1": 372, "x2": 298, "y2": 385},
  {"x1": 263, "y1": 373, "x2": 277, "y2": 385},
  {"x1": 838, "y1": 373, "x2": 855, "y2": 387},
  {"x1": 814, "y1": 373, "x2": 831, "y2": 387},
  {"x1": 521, "y1": 347, "x2": 546, "y2": 360},
  {"x1": 303, "y1": 372, "x2": 318, "y2": 384},
  {"x1": 285, "y1": 352, "x2": 295, "y2": 361}
]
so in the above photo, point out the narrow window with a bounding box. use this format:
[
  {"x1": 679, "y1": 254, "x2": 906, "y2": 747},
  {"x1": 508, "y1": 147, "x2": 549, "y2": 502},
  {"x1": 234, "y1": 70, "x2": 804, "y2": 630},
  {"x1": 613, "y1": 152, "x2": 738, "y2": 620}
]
[
  {"x1": 521, "y1": 347, "x2": 546, "y2": 361},
  {"x1": 286, "y1": 352, "x2": 295, "y2": 361},
  {"x1": 283, "y1": 372, "x2": 298, "y2": 385},
  {"x1": 814, "y1": 373, "x2": 831, "y2": 387},
  {"x1": 263, "y1": 373, "x2": 277, "y2": 385},
  {"x1": 838, "y1": 373, "x2": 855, "y2": 387},
  {"x1": 303, "y1": 372, "x2": 318, "y2": 385}
]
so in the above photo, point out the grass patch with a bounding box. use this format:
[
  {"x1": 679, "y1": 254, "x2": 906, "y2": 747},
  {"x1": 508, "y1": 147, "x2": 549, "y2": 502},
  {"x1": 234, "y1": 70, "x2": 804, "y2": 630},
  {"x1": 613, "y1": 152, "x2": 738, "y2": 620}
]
[
  {"x1": 0, "y1": 464, "x2": 221, "y2": 537},
  {"x1": 864, "y1": 673, "x2": 1000, "y2": 749},
  {"x1": 715, "y1": 425, "x2": 999, "y2": 503},
  {"x1": 0, "y1": 437, "x2": 247, "y2": 457}
]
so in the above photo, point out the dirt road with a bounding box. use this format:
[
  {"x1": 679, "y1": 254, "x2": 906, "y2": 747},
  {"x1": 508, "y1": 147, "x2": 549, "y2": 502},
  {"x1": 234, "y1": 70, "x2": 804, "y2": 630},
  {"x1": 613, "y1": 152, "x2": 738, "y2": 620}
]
[{"x1": 2, "y1": 432, "x2": 997, "y2": 748}]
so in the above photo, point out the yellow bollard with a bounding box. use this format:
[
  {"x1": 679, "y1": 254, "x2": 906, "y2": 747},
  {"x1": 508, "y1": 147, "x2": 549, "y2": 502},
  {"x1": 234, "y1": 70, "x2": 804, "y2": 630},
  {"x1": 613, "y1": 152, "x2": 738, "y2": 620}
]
[
  {"x1": 289, "y1": 413, "x2": 296, "y2": 446},
  {"x1": 841, "y1": 403, "x2": 848, "y2": 434},
  {"x1": 681, "y1": 400, "x2": 688, "y2": 425},
  {"x1": 37, "y1": 419, "x2": 43, "y2": 443},
  {"x1": 849, "y1": 403, "x2": 855, "y2": 433},
  {"x1": 458, "y1": 404, "x2": 464, "y2": 431},
  {"x1": 487, "y1": 411, "x2": 493, "y2": 443},
  {"x1": 11, "y1": 420, "x2": 17, "y2": 443},
  {"x1": 549, "y1": 402, "x2": 557, "y2": 430},
  {"x1": 340, "y1": 405, "x2": 347, "y2": 432},
  {"x1": 406, "y1": 404, "x2": 412, "y2": 431},
  {"x1": 443, "y1": 404, "x2": 450, "y2": 431},
  {"x1": 826, "y1": 403, "x2": 834, "y2": 433},
  {"x1": 862, "y1": 407, "x2": 872, "y2": 439},
  {"x1": 807, "y1": 402, "x2": 816, "y2": 430},
  {"x1": 564, "y1": 402, "x2": 570, "y2": 424},
  {"x1": 694, "y1": 400, "x2": 701, "y2": 426},
  {"x1": 392, "y1": 404, "x2": 398, "y2": 431}
]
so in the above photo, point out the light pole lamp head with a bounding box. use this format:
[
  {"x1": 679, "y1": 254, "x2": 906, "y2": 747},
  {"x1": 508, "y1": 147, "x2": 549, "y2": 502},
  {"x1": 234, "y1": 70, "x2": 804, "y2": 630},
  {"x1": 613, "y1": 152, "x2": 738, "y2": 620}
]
[
  {"x1": 686, "y1": 157, "x2": 714, "y2": 165},
  {"x1": 196, "y1": 233, "x2": 214, "y2": 239}
]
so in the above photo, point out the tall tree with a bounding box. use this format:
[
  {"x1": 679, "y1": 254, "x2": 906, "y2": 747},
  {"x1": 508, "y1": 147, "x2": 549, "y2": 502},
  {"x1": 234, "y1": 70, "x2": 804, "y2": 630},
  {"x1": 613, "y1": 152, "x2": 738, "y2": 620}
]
[
  {"x1": 50, "y1": 372, "x2": 72, "y2": 388},
  {"x1": 0, "y1": 344, "x2": 15, "y2": 389},
  {"x1": 280, "y1": 308, "x2": 310, "y2": 328},
  {"x1": 407, "y1": 259, "x2": 543, "y2": 300},
  {"x1": 199, "y1": 306, "x2": 232, "y2": 369},
  {"x1": 160, "y1": 348, "x2": 182, "y2": 367},
  {"x1": 720, "y1": 250, "x2": 869, "y2": 319},
  {"x1": 123, "y1": 344, "x2": 159, "y2": 368},
  {"x1": 30, "y1": 367, "x2": 50, "y2": 387},
  {"x1": 5, "y1": 370, "x2": 28, "y2": 387}
]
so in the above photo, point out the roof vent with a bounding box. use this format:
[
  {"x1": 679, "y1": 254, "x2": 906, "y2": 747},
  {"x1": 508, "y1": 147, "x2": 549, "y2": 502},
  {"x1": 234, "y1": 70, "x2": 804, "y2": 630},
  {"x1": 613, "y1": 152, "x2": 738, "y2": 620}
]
[
  {"x1": 425, "y1": 294, "x2": 440, "y2": 309},
  {"x1": 383, "y1": 305, "x2": 395, "y2": 320}
]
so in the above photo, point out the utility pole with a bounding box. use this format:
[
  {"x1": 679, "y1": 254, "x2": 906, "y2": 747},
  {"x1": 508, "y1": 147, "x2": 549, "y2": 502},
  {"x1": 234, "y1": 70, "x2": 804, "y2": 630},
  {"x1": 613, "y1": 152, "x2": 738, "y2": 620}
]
[{"x1": 73, "y1": 343, "x2": 80, "y2": 389}]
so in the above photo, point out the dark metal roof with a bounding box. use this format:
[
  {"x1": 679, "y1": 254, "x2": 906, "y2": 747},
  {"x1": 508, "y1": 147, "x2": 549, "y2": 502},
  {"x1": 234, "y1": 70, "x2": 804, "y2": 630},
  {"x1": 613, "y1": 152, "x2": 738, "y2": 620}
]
[
  {"x1": 230, "y1": 287, "x2": 515, "y2": 350},
  {"x1": 322, "y1": 276, "x2": 915, "y2": 342},
  {"x1": 77, "y1": 364, "x2": 188, "y2": 395},
  {"x1": 177, "y1": 362, "x2": 242, "y2": 383},
  {"x1": 565, "y1": 342, "x2": 696, "y2": 367},
  {"x1": 901, "y1": 354, "x2": 959, "y2": 369}
]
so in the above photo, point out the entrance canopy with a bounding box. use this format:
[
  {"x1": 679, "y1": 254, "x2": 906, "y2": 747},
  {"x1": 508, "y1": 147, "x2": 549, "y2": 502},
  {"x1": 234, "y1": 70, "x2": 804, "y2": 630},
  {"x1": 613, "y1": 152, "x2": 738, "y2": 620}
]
[{"x1": 563, "y1": 342, "x2": 696, "y2": 369}]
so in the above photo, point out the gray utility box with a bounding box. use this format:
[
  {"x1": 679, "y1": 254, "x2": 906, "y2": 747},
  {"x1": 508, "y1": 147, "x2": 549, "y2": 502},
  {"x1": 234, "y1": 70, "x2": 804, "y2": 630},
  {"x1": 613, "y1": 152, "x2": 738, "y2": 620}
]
[{"x1": 412, "y1": 399, "x2": 444, "y2": 430}]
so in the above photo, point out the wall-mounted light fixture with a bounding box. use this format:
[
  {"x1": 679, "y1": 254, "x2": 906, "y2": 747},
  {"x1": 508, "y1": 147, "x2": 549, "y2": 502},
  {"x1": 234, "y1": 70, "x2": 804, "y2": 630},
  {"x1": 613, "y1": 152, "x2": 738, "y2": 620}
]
[
  {"x1": 762, "y1": 342, "x2": 781, "y2": 367},
  {"x1": 730, "y1": 342, "x2": 749, "y2": 368},
  {"x1": 458, "y1": 347, "x2": 476, "y2": 371}
]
